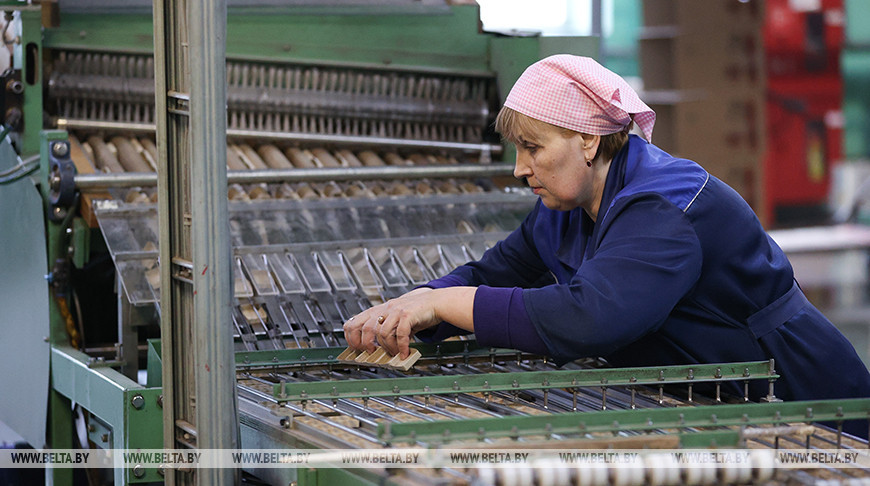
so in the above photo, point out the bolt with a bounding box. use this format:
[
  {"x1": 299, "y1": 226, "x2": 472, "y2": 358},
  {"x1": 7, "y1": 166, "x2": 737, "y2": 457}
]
[
  {"x1": 157, "y1": 394, "x2": 163, "y2": 408},
  {"x1": 132, "y1": 464, "x2": 145, "y2": 478},
  {"x1": 130, "y1": 394, "x2": 145, "y2": 410},
  {"x1": 87, "y1": 424, "x2": 95, "y2": 433},
  {"x1": 6, "y1": 79, "x2": 22, "y2": 94},
  {"x1": 157, "y1": 464, "x2": 166, "y2": 476},
  {"x1": 100, "y1": 433, "x2": 108, "y2": 443},
  {"x1": 51, "y1": 141, "x2": 69, "y2": 158}
]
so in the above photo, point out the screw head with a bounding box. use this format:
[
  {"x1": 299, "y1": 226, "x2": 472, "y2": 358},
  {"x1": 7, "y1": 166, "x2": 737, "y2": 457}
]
[
  {"x1": 51, "y1": 141, "x2": 69, "y2": 158},
  {"x1": 130, "y1": 394, "x2": 145, "y2": 410},
  {"x1": 132, "y1": 464, "x2": 145, "y2": 478}
]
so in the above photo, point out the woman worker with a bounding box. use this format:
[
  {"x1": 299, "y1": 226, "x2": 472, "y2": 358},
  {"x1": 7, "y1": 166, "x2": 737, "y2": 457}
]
[{"x1": 343, "y1": 54, "x2": 870, "y2": 426}]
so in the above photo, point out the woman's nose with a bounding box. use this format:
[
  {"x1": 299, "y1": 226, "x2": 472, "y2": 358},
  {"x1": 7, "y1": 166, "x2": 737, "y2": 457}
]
[{"x1": 513, "y1": 152, "x2": 532, "y2": 179}]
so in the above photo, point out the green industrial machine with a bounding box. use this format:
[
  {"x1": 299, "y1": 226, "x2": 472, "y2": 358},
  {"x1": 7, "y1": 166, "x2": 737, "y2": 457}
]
[{"x1": 1, "y1": 2, "x2": 869, "y2": 486}]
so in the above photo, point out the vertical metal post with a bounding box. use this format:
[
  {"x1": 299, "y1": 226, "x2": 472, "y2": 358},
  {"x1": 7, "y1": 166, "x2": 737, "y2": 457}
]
[
  {"x1": 153, "y1": 0, "x2": 237, "y2": 484},
  {"x1": 590, "y1": 0, "x2": 603, "y2": 60},
  {"x1": 590, "y1": 0, "x2": 603, "y2": 37}
]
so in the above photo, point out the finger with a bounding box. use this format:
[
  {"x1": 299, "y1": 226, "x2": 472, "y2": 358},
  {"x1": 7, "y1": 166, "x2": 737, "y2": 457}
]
[
  {"x1": 343, "y1": 315, "x2": 365, "y2": 349},
  {"x1": 379, "y1": 314, "x2": 399, "y2": 356},
  {"x1": 360, "y1": 316, "x2": 381, "y2": 353},
  {"x1": 396, "y1": 320, "x2": 412, "y2": 359}
]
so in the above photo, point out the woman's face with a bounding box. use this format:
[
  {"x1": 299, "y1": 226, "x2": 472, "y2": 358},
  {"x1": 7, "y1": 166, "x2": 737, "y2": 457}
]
[{"x1": 512, "y1": 125, "x2": 595, "y2": 212}]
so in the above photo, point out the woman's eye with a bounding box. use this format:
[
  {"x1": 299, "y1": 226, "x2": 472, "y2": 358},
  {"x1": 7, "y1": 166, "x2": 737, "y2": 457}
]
[{"x1": 523, "y1": 144, "x2": 538, "y2": 154}]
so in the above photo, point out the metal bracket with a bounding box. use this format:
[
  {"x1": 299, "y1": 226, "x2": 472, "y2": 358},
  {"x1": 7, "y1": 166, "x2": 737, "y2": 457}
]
[
  {"x1": 167, "y1": 91, "x2": 190, "y2": 117},
  {"x1": 47, "y1": 140, "x2": 75, "y2": 222}
]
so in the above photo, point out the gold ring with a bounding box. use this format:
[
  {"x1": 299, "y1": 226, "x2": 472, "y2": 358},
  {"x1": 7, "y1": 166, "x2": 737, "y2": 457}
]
[{"x1": 377, "y1": 315, "x2": 385, "y2": 324}]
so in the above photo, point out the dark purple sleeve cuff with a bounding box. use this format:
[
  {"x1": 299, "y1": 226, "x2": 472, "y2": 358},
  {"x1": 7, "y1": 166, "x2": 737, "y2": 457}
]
[{"x1": 472, "y1": 286, "x2": 548, "y2": 355}]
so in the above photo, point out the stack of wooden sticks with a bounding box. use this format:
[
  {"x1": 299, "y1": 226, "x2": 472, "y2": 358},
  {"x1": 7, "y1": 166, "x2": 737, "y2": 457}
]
[{"x1": 336, "y1": 346, "x2": 422, "y2": 371}]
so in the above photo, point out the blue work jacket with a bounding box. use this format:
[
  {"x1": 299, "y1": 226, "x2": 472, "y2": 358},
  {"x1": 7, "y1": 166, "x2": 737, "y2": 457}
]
[{"x1": 427, "y1": 135, "x2": 870, "y2": 410}]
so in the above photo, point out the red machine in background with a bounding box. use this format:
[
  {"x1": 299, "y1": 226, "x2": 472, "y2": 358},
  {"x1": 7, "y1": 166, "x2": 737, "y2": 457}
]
[{"x1": 764, "y1": 0, "x2": 845, "y2": 226}]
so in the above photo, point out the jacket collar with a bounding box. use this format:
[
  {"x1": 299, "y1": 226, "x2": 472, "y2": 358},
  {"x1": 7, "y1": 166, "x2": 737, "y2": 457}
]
[{"x1": 554, "y1": 135, "x2": 636, "y2": 269}]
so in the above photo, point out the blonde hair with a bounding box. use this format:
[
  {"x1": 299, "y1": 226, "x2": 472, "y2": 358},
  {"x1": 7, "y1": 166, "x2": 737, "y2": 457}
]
[{"x1": 495, "y1": 106, "x2": 632, "y2": 163}]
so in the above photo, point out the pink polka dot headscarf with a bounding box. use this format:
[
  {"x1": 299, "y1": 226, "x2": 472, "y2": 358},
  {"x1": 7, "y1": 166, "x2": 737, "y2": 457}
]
[{"x1": 504, "y1": 54, "x2": 656, "y2": 142}]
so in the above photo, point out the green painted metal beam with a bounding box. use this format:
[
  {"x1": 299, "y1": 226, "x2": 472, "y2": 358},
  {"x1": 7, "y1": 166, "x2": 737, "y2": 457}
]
[
  {"x1": 40, "y1": 130, "x2": 77, "y2": 486},
  {"x1": 43, "y1": 7, "x2": 492, "y2": 75},
  {"x1": 51, "y1": 346, "x2": 163, "y2": 483},
  {"x1": 272, "y1": 360, "x2": 776, "y2": 403},
  {"x1": 17, "y1": 7, "x2": 42, "y2": 156},
  {"x1": 70, "y1": 217, "x2": 90, "y2": 269},
  {"x1": 42, "y1": 14, "x2": 155, "y2": 54},
  {"x1": 378, "y1": 397, "x2": 870, "y2": 446}
]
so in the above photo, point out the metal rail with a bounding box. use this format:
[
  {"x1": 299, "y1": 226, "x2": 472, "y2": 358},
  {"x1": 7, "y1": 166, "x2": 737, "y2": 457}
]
[
  {"x1": 57, "y1": 118, "x2": 503, "y2": 154},
  {"x1": 74, "y1": 164, "x2": 515, "y2": 189}
]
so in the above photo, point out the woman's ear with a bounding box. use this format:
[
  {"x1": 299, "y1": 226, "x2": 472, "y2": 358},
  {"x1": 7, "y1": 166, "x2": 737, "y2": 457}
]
[{"x1": 579, "y1": 133, "x2": 601, "y2": 160}]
